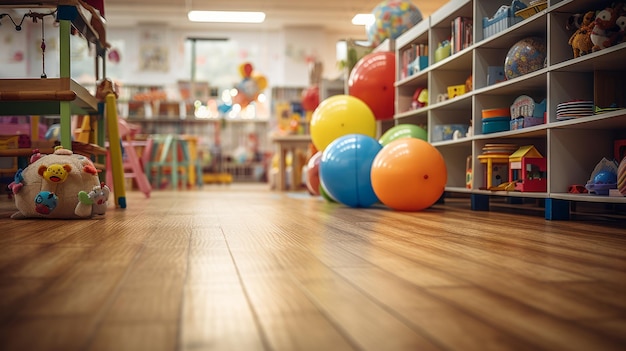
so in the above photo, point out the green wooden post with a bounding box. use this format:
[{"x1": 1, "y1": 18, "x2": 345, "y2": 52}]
[{"x1": 59, "y1": 19, "x2": 72, "y2": 149}]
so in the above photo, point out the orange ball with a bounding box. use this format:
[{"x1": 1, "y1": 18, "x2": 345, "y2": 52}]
[{"x1": 371, "y1": 138, "x2": 447, "y2": 211}]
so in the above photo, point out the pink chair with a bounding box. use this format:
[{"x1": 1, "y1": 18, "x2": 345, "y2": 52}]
[{"x1": 106, "y1": 119, "x2": 151, "y2": 198}]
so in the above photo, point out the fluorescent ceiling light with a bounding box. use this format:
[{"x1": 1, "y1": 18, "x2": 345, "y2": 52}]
[
  {"x1": 352, "y1": 14, "x2": 374, "y2": 26},
  {"x1": 188, "y1": 11, "x2": 266, "y2": 23}
]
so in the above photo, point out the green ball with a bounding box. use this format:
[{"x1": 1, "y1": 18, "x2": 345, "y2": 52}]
[
  {"x1": 379, "y1": 124, "x2": 427, "y2": 146},
  {"x1": 319, "y1": 183, "x2": 337, "y2": 203}
]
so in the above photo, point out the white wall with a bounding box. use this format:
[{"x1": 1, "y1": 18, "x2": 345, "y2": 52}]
[
  {"x1": 106, "y1": 25, "x2": 349, "y2": 88},
  {"x1": 0, "y1": 19, "x2": 355, "y2": 91}
]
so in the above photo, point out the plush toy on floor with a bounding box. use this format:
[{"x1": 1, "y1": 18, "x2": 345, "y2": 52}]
[{"x1": 8, "y1": 147, "x2": 110, "y2": 219}]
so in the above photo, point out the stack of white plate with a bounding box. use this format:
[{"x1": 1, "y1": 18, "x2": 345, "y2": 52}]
[{"x1": 556, "y1": 100, "x2": 594, "y2": 120}]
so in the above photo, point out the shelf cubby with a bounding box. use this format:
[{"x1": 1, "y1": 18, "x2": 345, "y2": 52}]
[{"x1": 392, "y1": 0, "x2": 626, "y2": 219}]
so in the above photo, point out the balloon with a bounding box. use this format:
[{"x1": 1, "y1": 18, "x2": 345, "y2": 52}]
[
  {"x1": 348, "y1": 51, "x2": 396, "y2": 120},
  {"x1": 371, "y1": 138, "x2": 447, "y2": 211},
  {"x1": 305, "y1": 151, "x2": 322, "y2": 196},
  {"x1": 235, "y1": 77, "x2": 260, "y2": 108},
  {"x1": 320, "y1": 134, "x2": 381, "y2": 208},
  {"x1": 253, "y1": 73, "x2": 267, "y2": 91},
  {"x1": 301, "y1": 85, "x2": 320, "y2": 111},
  {"x1": 379, "y1": 124, "x2": 427, "y2": 146},
  {"x1": 233, "y1": 63, "x2": 267, "y2": 108},
  {"x1": 239, "y1": 62, "x2": 253, "y2": 78},
  {"x1": 366, "y1": 0, "x2": 423, "y2": 47},
  {"x1": 310, "y1": 94, "x2": 376, "y2": 151}
]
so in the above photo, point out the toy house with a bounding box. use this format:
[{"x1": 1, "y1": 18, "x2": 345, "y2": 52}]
[{"x1": 508, "y1": 145, "x2": 547, "y2": 192}]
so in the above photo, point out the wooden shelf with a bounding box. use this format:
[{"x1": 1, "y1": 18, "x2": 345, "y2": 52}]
[
  {"x1": 0, "y1": 78, "x2": 99, "y2": 116},
  {"x1": 0, "y1": 0, "x2": 107, "y2": 150},
  {"x1": 393, "y1": 0, "x2": 626, "y2": 219}
]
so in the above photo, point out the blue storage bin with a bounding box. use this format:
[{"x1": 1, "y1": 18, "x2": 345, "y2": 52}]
[
  {"x1": 482, "y1": 117, "x2": 511, "y2": 134},
  {"x1": 482, "y1": 1, "x2": 527, "y2": 39}
]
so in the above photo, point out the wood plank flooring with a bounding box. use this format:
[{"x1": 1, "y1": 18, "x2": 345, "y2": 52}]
[{"x1": 0, "y1": 184, "x2": 625, "y2": 351}]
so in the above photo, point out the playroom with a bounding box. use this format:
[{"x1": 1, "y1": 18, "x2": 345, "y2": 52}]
[{"x1": 0, "y1": 0, "x2": 625, "y2": 349}]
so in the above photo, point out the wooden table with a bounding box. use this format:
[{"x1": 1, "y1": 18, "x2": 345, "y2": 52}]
[{"x1": 271, "y1": 135, "x2": 312, "y2": 191}]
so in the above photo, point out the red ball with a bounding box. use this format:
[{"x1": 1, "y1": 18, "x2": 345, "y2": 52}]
[
  {"x1": 305, "y1": 151, "x2": 322, "y2": 196},
  {"x1": 348, "y1": 51, "x2": 396, "y2": 120},
  {"x1": 301, "y1": 85, "x2": 320, "y2": 111}
]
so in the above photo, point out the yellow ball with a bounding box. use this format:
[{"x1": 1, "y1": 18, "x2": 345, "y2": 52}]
[{"x1": 310, "y1": 95, "x2": 377, "y2": 151}]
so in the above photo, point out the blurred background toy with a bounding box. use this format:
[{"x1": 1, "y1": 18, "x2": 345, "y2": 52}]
[{"x1": 233, "y1": 62, "x2": 267, "y2": 108}]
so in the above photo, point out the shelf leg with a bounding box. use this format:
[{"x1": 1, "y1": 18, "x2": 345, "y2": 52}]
[
  {"x1": 471, "y1": 194, "x2": 489, "y2": 211},
  {"x1": 545, "y1": 198, "x2": 570, "y2": 220}
]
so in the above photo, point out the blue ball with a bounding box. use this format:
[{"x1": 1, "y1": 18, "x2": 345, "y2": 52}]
[{"x1": 319, "y1": 134, "x2": 382, "y2": 207}]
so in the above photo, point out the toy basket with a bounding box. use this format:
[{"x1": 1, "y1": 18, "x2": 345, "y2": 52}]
[
  {"x1": 515, "y1": 1, "x2": 547, "y2": 19},
  {"x1": 482, "y1": 0, "x2": 527, "y2": 39}
]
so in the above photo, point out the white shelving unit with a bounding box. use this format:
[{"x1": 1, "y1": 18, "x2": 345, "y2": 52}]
[{"x1": 394, "y1": 0, "x2": 626, "y2": 220}]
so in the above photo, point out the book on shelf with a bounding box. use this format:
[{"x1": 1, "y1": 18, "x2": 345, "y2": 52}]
[
  {"x1": 450, "y1": 16, "x2": 473, "y2": 54},
  {"x1": 400, "y1": 43, "x2": 429, "y2": 79}
]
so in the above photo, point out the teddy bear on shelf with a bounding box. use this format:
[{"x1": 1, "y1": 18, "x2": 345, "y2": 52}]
[
  {"x1": 615, "y1": 14, "x2": 626, "y2": 45},
  {"x1": 568, "y1": 11, "x2": 596, "y2": 57},
  {"x1": 590, "y1": 3, "x2": 624, "y2": 52}
]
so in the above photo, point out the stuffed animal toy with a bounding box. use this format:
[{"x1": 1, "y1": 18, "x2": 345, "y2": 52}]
[
  {"x1": 568, "y1": 11, "x2": 596, "y2": 57},
  {"x1": 591, "y1": 4, "x2": 623, "y2": 51},
  {"x1": 615, "y1": 14, "x2": 626, "y2": 45},
  {"x1": 8, "y1": 147, "x2": 109, "y2": 219}
]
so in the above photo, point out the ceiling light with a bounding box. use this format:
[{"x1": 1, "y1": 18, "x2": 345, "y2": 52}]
[
  {"x1": 351, "y1": 14, "x2": 374, "y2": 26},
  {"x1": 188, "y1": 11, "x2": 266, "y2": 23}
]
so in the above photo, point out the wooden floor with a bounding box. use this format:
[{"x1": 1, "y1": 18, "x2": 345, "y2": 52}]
[{"x1": 1, "y1": 184, "x2": 625, "y2": 351}]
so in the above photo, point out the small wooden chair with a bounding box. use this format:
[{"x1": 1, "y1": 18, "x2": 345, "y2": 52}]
[
  {"x1": 106, "y1": 119, "x2": 151, "y2": 198},
  {"x1": 142, "y1": 134, "x2": 190, "y2": 190}
]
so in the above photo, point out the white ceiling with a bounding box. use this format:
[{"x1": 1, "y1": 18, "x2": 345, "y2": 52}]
[{"x1": 103, "y1": 0, "x2": 448, "y2": 37}]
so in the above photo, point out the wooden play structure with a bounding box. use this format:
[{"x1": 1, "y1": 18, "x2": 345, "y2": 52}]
[{"x1": 0, "y1": 0, "x2": 128, "y2": 207}]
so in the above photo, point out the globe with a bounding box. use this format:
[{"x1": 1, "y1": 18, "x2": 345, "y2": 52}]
[
  {"x1": 504, "y1": 37, "x2": 547, "y2": 79},
  {"x1": 366, "y1": 0, "x2": 423, "y2": 47}
]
